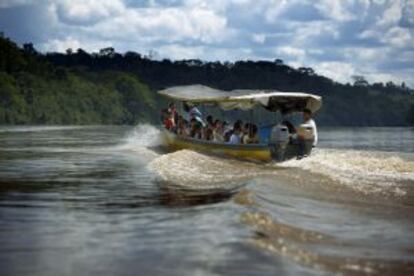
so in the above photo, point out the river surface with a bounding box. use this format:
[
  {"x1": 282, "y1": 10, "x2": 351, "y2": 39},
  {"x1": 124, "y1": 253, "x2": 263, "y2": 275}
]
[{"x1": 0, "y1": 125, "x2": 413, "y2": 276}]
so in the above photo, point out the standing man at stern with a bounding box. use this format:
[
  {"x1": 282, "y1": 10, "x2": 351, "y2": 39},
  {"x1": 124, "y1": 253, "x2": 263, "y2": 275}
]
[
  {"x1": 296, "y1": 108, "x2": 318, "y2": 159},
  {"x1": 302, "y1": 108, "x2": 318, "y2": 147}
]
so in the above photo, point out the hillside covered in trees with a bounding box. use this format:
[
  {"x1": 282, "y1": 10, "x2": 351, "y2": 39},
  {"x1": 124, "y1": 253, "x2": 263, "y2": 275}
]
[
  {"x1": 0, "y1": 36, "x2": 157, "y2": 125},
  {"x1": 1, "y1": 34, "x2": 413, "y2": 126}
]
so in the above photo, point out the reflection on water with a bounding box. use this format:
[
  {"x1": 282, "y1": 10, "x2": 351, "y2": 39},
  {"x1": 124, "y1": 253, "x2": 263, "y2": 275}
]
[{"x1": 0, "y1": 125, "x2": 413, "y2": 275}]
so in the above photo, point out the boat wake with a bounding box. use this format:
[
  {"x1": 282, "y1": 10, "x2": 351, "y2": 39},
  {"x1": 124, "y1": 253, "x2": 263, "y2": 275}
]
[
  {"x1": 123, "y1": 125, "x2": 413, "y2": 197},
  {"x1": 148, "y1": 150, "x2": 264, "y2": 191},
  {"x1": 280, "y1": 148, "x2": 414, "y2": 196},
  {"x1": 117, "y1": 124, "x2": 163, "y2": 160}
]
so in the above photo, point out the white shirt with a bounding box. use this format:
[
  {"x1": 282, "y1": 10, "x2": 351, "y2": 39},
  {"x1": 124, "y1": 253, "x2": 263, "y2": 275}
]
[
  {"x1": 229, "y1": 133, "x2": 240, "y2": 144},
  {"x1": 305, "y1": 118, "x2": 318, "y2": 146},
  {"x1": 189, "y1": 107, "x2": 202, "y2": 118},
  {"x1": 188, "y1": 107, "x2": 205, "y2": 126}
]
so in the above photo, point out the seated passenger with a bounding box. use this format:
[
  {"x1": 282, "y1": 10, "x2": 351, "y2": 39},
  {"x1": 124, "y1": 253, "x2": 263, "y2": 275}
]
[
  {"x1": 243, "y1": 124, "x2": 259, "y2": 144},
  {"x1": 222, "y1": 121, "x2": 232, "y2": 142},
  {"x1": 172, "y1": 116, "x2": 182, "y2": 133},
  {"x1": 229, "y1": 122, "x2": 242, "y2": 144},
  {"x1": 168, "y1": 102, "x2": 177, "y2": 125},
  {"x1": 204, "y1": 128, "x2": 214, "y2": 141},
  {"x1": 241, "y1": 122, "x2": 250, "y2": 143},
  {"x1": 184, "y1": 102, "x2": 204, "y2": 126},
  {"x1": 163, "y1": 110, "x2": 175, "y2": 130},
  {"x1": 177, "y1": 119, "x2": 189, "y2": 137},
  {"x1": 212, "y1": 120, "x2": 224, "y2": 142},
  {"x1": 222, "y1": 121, "x2": 230, "y2": 132},
  {"x1": 190, "y1": 118, "x2": 202, "y2": 139},
  {"x1": 206, "y1": 115, "x2": 214, "y2": 128}
]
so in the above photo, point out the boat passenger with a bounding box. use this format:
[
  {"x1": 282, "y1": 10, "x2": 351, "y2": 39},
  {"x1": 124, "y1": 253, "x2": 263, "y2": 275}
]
[
  {"x1": 222, "y1": 120, "x2": 230, "y2": 132},
  {"x1": 212, "y1": 120, "x2": 224, "y2": 142},
  {"x1": 221, "y1": 121, "x2": 230, "y2": 142},
  {"x1": 206, "y1": 115, "x2": 214, "y2": 128},
  {"x1": 190, "y1": 118, "x2": 202, "y2": 139},
  {"x1": 163, "y1": 110, "x2": 175, "y2": 130},
  {"x1": 204, "y1": 128, "x2": 214, "y2": 141},
  {"x1": 184, "y1": 102, "x2": 204, "y2": 126},
  {"x1": 222, "y1": 121, "x2": 229, "y2": 130},
  {"x1": 293, "y1": 109, "x2": 318, "y2": 146},
  {"x1": 229, "y1": 122, "x2": 242, "y2": 144},
  {"x1": 302, "y1": 109, "x2": 318, "y2": 146},
  {"x1": 241, "y1": 122, "x2": 250, "y2": 142},
  {"x1": 296, "y1": 108, "x2": 318, "y2": 159},
  {"x1": 177, "y1": 119, "x2": 189, "y2": 137},
  {"x1": 168, "y1": 102, "x2": 178, "y2": 125},
  {"x1": 243, "y1": 124, "x2": 259, "y2": 144}
]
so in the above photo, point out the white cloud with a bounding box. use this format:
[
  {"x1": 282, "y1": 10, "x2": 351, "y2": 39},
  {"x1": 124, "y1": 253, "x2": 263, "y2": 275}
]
[
  {"x1": 251, "y1": 33, "x2": 266, "y2": 44},
  {"x1": 264, "y1": 0, "x2": 290, "y2": 23},
  {"x1": 401, "y1": 0, "x2": 414, "y2": 26},
  {"x1": 87, "y1": 6, "x2": 228, "y2": 43},
  {"x1": 376, "y1": 0, "x2": 403, "y2": 27},
  {"x1": 290, "y1": 21, "x2": 339, "y2": 45},
  {"x1": 275, "y1": 46, "x2": 306, "y2": 60},
  {"x1": 313, "y1": 61, "x2": 356, "y2": 83},
  {"x1": 343, "y1": 47, "x2": 387, "y2": 61},
  {"x1": 314, "y1": 0, "x2": 357, "y2": 22},
  {"x1": 56, "y1": 0, "x2": 125, "y2": 25},
  {"x1": 382, "y1": 26, "x2": 413, "y2": 47}
]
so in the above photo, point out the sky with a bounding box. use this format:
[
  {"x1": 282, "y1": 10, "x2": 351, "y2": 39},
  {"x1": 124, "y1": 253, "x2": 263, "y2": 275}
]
[{"x1": 0, "y1": 0, "x2": 413, "y2": 86}]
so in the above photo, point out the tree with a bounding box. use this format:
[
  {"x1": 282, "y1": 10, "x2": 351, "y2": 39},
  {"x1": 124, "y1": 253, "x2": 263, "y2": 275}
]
[
  {"x1": 274, "y1": 59, "x2": 284, "y2": 65},
  {"x1": 352, "y1": 75, "x2": 368, "y2": 86},
  {"x1": 386, "y1": 81, "x2": 396, "y2": 88},
  {"x1": 124, "y1": 51, "x2": 141, "y2": 60},
  {"x1": 23, "y1": 43, "x2": 37, "y2": 55},
  {"x1": 99, "y1": 47, "x2": 115, "y2": 57}
]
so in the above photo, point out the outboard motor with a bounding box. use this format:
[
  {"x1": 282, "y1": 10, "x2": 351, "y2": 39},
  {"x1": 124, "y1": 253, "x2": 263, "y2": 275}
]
[{"x1": 269, "y1": 124, "x2": 290, "y2": 161}]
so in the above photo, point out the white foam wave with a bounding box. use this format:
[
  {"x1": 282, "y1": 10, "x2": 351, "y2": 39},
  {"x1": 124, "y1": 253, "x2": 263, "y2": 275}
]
[
  {"x1": 148, "y1": 150, "x2": 261, "y2": 191},
  {"x1": 123, "y1": 124, "x2": 162, "y2": 148},
  {"x1": 117, "y1": 124, "x2": 162, "y2": 159},
  {"x1": 148, "y1": 145, "x2": 413, "y2": 196},
  {"x1": 280, "y1": 148, "x2": 414, "y2": 196}
]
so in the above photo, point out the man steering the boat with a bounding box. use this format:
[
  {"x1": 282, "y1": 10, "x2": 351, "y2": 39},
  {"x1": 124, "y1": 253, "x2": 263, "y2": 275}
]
[
  {"x1": 302, "y1": 108, "x2": 318, "y2": 146},
  {"x1": 296, "y1": 108, "x2": 318, "y2": 159}
]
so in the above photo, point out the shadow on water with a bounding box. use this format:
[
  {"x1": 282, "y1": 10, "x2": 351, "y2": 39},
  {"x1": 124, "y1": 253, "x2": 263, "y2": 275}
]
[
  {"x1": 102, "y1": 180, "x2": 239, "y2": 209},
  {"x1": 156, "y1": 180, "x2": 239, "y2": 207}
]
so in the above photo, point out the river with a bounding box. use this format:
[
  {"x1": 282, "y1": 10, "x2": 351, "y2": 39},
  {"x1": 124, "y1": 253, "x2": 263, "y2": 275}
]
[{"x1": 0, "y1": 125, "x2": 413, "y2": 275}]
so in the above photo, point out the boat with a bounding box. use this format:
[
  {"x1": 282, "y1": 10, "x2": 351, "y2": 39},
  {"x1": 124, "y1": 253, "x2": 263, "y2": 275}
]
[{"x1": 158, "y1": 85, "x2": 322, "y2": 162}]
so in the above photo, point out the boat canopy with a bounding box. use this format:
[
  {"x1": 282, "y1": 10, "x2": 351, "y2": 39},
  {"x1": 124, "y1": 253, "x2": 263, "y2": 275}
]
[{"x1": 158, "y1": 84, "x2": 322, "y2": 113}]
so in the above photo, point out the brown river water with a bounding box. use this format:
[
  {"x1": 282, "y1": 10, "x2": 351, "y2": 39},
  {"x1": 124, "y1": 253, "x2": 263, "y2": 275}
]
[{"x1": 0, "y1": 125, "x2": 413, "y2": 275}]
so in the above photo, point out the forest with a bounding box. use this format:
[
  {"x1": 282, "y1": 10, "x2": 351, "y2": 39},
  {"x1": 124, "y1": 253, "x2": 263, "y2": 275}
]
[{"x1": 1, "y1": 34, "x2": 413, "y2": 126}]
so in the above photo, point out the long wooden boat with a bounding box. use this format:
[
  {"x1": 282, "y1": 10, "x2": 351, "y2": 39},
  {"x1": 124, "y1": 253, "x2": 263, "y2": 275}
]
[
  {"x1": 161, "y1": 129, "x2": 314, "y2": 162},
  {"x1": 158, "y1": 85, "x2": 321, "y2": 162}
]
